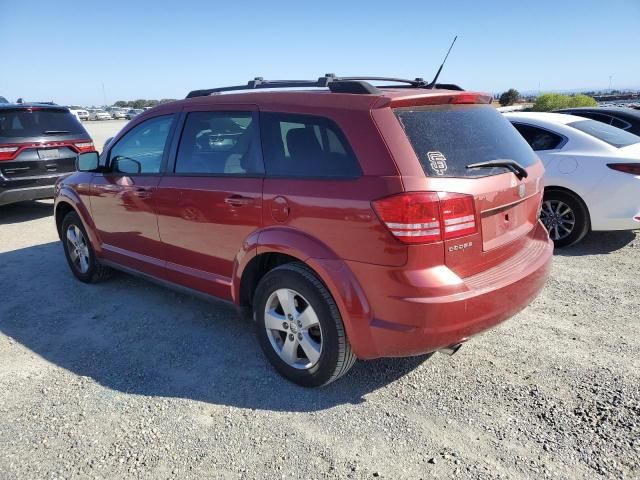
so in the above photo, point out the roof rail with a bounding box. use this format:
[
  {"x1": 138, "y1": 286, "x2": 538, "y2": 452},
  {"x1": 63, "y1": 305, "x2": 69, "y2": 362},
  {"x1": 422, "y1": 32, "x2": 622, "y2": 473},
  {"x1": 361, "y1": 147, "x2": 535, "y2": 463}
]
[{"x1": 185, "y1": 74, "x2": 464, "y2": 99}]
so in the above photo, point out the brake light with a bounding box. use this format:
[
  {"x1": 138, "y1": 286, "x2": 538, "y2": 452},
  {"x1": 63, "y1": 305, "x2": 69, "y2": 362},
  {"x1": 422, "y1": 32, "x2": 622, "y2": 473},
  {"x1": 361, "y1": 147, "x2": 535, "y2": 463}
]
[
  {"x1": 450, "y1": 93, "x2": 492, "y2": 105},
  {"x1": 372, "y1": 192, "x2": 477, "y2": 244},
  {"x1": 607, "y1": 163, "x2": 640, "y2": 175},
  {"x1": 0, "y1": 146, "x2": 19, "y2": 161},
  {"x1": 74, "y1": 141, "x2": 95, "y2": 153}
]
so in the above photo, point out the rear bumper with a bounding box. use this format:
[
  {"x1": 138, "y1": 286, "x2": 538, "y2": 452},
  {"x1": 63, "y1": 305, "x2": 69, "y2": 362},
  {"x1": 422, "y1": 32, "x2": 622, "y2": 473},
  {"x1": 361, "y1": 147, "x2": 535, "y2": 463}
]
[
  {"x1": 0, "y1": 184, "x2": 55, "y2": 206},
  {"x1": 343, "y1": 221, "x2": 553, "y2": 359}
]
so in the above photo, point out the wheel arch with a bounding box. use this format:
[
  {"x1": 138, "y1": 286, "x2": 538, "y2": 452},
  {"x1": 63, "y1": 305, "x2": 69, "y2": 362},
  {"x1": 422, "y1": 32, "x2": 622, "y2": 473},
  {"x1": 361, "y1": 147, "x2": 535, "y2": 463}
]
[
  {"x1": 54, "y1": 189, "x2": 101, "y2": 253},
  {"x1": 544, "y1": 185, "x2": 592, "y2": 227}
]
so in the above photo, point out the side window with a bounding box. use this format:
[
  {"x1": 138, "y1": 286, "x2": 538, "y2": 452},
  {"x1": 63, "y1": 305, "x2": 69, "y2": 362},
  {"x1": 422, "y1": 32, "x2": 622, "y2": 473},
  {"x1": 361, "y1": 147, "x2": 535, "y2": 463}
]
[
  {"x1": 109, "y1": 115, "x2": 174, "y2": 174},
  {"x1": 512, "y1": 123, "x2": 564, "y2": 151},
  {"x1": 260, "y1": 112, "x2": 361, "y2": 178},
  {"x1": 175, "y1": 111, "x2": 263, "y2": 175},
  {"x1": 611, "y1": 117, "x2": 631, "y2": 130}
]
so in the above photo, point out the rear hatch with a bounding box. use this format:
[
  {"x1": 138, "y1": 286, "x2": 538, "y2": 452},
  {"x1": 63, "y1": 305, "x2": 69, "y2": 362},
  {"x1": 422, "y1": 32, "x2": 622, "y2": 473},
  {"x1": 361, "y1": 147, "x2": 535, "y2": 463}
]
[
  {"x1": 0, "y1": 107, "x2": 93, "y2": 180},
  {"x1": 379, "y1": 100, "x2": 544, "y2": 278}
]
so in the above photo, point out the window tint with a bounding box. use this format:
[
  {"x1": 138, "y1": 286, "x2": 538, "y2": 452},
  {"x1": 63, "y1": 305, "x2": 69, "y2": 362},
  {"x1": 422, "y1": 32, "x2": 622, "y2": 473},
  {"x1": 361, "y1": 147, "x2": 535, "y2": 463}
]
[
  {"x1": 175, "y1": 111, "x2": 263, "y2": 175},
  {"x1": 0, "y1": 108, "x2": 87, "y2": 139},
  {"x1": 512, "y1": 123, "x2": 565, "y2": 151},
  {"x1": 568, "y1": 119, "x2": 640, "y2": 148},
  {"x1": 395, "y1": 105, "x2": 538, "y2": 178},
  {"x1": 260, "y1": 112, "x2": 361, "y2": 178},
  {"x1": 575, "y1": 112, "x2": 613, "y2": 124},
  {"x1": 109, "y1": 115, "x2": 174, "y2": 174}
]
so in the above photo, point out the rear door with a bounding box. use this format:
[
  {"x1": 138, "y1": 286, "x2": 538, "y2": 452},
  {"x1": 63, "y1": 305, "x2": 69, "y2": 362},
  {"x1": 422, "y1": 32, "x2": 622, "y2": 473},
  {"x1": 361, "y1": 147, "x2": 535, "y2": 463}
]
[
  {"x1": 387, "y1": 103, "x2": 545, "y2": 277},
  {"x1": 154, "y1": 105, "x2": 264, "y2": 300}
]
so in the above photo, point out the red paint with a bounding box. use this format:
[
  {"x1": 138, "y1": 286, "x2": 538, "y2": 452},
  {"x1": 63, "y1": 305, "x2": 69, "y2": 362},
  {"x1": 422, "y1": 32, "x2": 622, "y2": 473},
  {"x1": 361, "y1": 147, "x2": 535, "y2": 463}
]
[{"x1": 55, "y1": 86, "x2": 553, "y2": 360}]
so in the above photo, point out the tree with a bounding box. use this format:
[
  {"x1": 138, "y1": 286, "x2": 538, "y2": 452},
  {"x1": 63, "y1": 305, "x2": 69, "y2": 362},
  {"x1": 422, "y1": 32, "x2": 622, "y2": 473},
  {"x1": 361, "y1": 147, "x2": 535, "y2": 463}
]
[
  {"x1": 499, "y1": 88, "x2": 520, "y2": 107},
  {"x1": 533, "y1": 93, "x2": 597, "y2": 112}
]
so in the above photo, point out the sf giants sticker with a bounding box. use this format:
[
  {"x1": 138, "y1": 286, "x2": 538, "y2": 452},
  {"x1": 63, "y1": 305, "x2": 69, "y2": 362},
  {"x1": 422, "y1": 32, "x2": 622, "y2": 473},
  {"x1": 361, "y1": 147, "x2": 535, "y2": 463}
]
[{"x1": 427, "y1": 151, "x2": 448, "y2": 176}]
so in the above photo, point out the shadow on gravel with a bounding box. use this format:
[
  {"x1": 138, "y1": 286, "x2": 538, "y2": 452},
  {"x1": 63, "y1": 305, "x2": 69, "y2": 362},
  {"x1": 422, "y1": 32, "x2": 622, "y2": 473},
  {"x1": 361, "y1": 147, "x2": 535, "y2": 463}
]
[
  {"x1": 0, "y1": 200, "x2": 53, "y2": 225},
  {"x1": 556, "y1": 230, "x2": 637, "y2": 257},
  {"x1": 0, "y1": 242, "x2": 427, "y2": 412}
]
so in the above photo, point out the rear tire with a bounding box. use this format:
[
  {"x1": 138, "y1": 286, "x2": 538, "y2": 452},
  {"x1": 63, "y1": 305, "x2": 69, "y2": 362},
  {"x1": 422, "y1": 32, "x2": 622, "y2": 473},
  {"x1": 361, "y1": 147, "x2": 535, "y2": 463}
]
[
  {"x1": 253, "y1": 262, "x2": 356, "y2": 387},
  {"x1": 540, "y1": 189, "x2": 590, "y2": 248},
  {"x1": 61, "y1": 212, "x2": 111, "y2": 283}
]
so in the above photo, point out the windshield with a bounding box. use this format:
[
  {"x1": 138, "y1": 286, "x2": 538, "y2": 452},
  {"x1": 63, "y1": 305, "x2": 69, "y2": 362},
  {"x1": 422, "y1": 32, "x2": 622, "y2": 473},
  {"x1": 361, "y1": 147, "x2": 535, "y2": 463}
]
[
  {"x1": 568, "y1": 119, "x2": 640, "y2": 148},
  {"x1": 395, "y1": 104, "x2": 538, "y2": 178},
  {"x1": 0, "y1": 109, "x2": 87, "y2": 138}
]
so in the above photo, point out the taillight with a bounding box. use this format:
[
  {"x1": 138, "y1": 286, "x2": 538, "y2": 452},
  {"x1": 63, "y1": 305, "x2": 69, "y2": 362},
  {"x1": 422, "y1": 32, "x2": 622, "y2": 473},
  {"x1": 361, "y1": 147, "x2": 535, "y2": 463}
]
[
  {"x1": 0, "y1": 146, "x2": 19, "y2": 161},
  {"x1": 74, "y1": 141, "x2": 94, "y2": 153},
  {"x1": 372, "y1": 192, "x2": 477, "y2": 244},
  {"x1": 440, "y1": 193, "x2": 477, "y2": 239},
  {"x1": 450, "y1": 93, "x2": 493, "y2": 104},
  {"x1": 607, "y1": 163, "x2": 640, "y2": 175}
]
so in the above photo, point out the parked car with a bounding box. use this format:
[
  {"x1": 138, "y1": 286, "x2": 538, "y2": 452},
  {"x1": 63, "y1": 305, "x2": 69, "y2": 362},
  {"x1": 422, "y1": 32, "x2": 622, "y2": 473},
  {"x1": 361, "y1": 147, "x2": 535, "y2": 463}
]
[
  {"x1": 107, "y1": 107, "x2": 128, "y2": 120},
  {"x1": 0, "y1": 103, "x2": 93, "y2": 206},
  {"x1": 69, "y1": 108, "x2": 89, "y2": 121},
  {"x1": 125, "y1": 109, "x2": 144, "y2": 120},
  {"x1": 88, "y1": 109, "x2": 111, "y2": 121},
  {"x1": 0, "y1": 96, "x2": 8, "y2": 104},
  {"x1": 54, "y1": 76, "x2": 552, "y2": 387},
  {"x1": 506, "y1": 112, "x2": 640, "y2": 246},
  {"x1": 555, "y1": 107, "x2": 640, "y2": 136}
]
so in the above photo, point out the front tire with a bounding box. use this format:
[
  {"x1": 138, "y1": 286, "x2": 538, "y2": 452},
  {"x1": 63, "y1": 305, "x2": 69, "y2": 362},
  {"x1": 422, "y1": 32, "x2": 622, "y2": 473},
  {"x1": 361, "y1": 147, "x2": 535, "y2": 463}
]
[
  {"x1": 540, "y1": 189, "x2": 590, "y2": 248},
  {"x1": 253, "y1": 263, "x2": 356, "y2": 387},
  {"x1": 61, "y1": 212, "x2": 111, "y2": 283}
]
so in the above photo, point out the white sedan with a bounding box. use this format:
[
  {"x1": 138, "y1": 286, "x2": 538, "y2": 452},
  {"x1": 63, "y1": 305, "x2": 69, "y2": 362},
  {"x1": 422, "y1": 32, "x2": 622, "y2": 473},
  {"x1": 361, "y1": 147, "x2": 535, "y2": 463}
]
[{"x1": 505, "y1": 112, "x2": 640, "y2": 246}]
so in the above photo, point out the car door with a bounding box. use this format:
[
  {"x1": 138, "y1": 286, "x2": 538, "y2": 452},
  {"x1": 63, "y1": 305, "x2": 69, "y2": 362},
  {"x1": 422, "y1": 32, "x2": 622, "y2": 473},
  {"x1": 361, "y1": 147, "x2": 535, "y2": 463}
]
[
  {"x1": 154, "y1": 105, "x2": 264, "y2": 299},
  {"x1": 90, "y1": 114, "x2": 176, "y2": 275}
]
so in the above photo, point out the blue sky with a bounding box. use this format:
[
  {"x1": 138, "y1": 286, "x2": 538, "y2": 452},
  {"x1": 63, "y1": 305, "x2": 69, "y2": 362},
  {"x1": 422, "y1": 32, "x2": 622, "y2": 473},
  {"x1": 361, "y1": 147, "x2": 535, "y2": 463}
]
[{"x1": 2, "y1": 0, "x2": 639, "y2": 105}]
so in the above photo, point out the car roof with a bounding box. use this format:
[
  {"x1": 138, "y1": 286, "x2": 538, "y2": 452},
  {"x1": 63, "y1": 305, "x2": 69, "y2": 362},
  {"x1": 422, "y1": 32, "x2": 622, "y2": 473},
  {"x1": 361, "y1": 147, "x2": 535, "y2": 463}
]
[
  {"x1": 556, "y1": 106, "x2": 640, "y2": 119},
  {"x1": 504, "y1": 111, "x2": 585, "y2": 125},
  {"x1": 150, "y1": 87, "x2": 484, "y2": 114}
]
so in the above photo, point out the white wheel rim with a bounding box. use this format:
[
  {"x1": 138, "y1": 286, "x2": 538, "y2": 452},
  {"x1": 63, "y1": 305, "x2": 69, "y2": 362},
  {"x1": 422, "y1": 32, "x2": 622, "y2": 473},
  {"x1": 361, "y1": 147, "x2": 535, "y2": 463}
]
[
  {"x1": 264, "y1": 288, "x2": 323, "y2": 370},
  {"x1": 66, "y1": 224, "x2": 90, "y2": 273},
  {"x1": 540, "y1": 199, "x2": 576, "y2": 241}
]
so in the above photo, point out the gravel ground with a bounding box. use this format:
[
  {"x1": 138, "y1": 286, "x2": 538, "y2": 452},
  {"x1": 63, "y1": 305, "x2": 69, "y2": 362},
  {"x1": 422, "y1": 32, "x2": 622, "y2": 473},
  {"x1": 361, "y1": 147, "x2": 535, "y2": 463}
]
[{"x1": 0, "y1": 200, "x2": 638, "y2": 480}]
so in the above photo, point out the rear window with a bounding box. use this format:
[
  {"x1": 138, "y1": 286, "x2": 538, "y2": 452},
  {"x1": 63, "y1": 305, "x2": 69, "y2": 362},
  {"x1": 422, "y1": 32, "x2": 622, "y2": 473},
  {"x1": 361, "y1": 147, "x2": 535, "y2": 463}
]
[
  {"x1": 568, "y1": 119, "x2": 640, "y2": 148},
  {"x1": 395, "y1": 104, "x2": 538, "y2": 177},
  {"x1": 0, "y1": 109, "x2": 86, "y2": 138}
]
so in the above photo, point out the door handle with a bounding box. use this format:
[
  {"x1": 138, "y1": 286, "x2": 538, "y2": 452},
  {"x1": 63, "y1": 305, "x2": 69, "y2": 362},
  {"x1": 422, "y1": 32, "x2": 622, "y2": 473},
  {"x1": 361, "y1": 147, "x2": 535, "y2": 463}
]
[
  {"x1": 224, "y1": 195, "x2": 254, "y2": 206},
  {"x1": 133, "y1": 187, "x2": 153, "y2": 198}
]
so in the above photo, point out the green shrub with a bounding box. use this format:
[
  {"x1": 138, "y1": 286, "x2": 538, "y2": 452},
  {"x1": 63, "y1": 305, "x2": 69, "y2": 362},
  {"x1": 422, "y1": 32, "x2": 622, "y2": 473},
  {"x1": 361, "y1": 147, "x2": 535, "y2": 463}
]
[{"x1": 532, "y1": 93, "x2": 597, "y2": 112}]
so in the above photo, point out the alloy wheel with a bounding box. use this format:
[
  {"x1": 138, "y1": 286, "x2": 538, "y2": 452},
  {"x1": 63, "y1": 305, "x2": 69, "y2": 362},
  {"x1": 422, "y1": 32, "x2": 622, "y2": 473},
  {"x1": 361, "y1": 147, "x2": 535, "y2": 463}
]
[
  {"x1": 541, "y1": 199, "x2": 576, "y2": 241},
  {"x1": 264, "y1": 288, "x2": 323, "y2": 370},
  {"x1": 66, "y1": 224, "x2": 90, "y2": 274}
]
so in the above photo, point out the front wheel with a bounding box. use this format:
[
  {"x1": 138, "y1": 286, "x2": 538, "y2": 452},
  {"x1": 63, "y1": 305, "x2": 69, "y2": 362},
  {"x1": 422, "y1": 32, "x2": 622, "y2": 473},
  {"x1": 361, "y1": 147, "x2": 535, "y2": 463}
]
[
  {"x1": 253, "y1": 263, "x2": 356, "y2": 387},
  {"x1": 61, "y1": 212, "x2": 111, "y2": 283},
  {"x1": 540, "y1": 190, "x2": 590, "y2": 248}
]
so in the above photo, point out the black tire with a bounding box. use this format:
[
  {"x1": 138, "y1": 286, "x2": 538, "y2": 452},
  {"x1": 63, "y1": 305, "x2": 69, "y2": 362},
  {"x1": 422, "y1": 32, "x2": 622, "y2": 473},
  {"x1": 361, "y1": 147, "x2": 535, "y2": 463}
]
[
  {"x1": 541, "y1": 189, "x2": 590, "y2": 248},
  {"x1": 61, "y1": 211, "x2": 111, "y2": 283},
  {"x1": 253, "y1": 262, "x2": 356, "y2": 387}
]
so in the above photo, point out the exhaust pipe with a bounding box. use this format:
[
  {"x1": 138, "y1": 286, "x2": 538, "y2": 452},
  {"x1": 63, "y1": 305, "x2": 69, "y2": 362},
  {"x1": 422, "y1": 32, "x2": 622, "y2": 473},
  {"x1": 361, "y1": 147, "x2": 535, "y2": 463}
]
[{"x1": 438, "y1": 343, "x2": 462, "y2": 356}]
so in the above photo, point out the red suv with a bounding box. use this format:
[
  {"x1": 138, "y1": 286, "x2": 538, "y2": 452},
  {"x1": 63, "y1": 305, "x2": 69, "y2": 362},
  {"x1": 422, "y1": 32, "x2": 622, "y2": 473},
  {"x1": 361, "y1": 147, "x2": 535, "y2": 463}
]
[{"x1": 54, "y1": 76, "x2": 552, "y2": 387}]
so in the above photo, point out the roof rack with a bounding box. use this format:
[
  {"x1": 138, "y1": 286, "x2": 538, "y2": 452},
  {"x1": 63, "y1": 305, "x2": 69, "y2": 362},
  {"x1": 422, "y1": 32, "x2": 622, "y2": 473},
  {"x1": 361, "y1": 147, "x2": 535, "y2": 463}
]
[{"x1": 185, "y1": 74, "x2": 463, "y2": 99}]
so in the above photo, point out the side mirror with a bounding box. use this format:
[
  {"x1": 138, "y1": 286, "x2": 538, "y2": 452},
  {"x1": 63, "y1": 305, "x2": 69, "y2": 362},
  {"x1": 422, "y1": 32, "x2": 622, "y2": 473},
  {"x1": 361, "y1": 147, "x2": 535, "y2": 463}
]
[{"x1": 76, "y1": 151, "x2": 99, "y2": 172}]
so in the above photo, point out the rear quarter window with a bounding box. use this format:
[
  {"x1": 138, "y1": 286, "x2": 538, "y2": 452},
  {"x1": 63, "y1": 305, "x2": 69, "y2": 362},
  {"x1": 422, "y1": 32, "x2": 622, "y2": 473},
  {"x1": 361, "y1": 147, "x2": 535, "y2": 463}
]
[{"x1": 395, "y1": 104, "x2": 538, "y2": 178}]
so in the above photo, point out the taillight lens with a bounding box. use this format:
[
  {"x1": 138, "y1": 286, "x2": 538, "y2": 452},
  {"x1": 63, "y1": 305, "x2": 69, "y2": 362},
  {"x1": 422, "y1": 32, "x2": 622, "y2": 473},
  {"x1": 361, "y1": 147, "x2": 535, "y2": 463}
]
[
  {"x1": 440, "y1": 193, "x2": 477, "y2": 239},
  {"x1": 607, "y1": 163, "x2": 640, "y2": 175},
  {"x1": 0, "y1": 146, "x2": 19, "y2": 161},
  {"x1": 372, "y1": 192, "x2": 477, "y2": 244},
  {"x1": 74, "y1": 141, "x2": 94, "y2": 153}
]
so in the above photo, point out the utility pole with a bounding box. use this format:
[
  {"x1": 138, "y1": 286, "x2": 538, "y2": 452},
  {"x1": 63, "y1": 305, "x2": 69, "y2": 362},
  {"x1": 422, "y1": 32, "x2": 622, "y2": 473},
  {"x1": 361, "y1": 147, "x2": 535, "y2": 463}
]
[
  {"x1": 609, "y1": 75, "x2": 612, "y2": 92},
  {"x1": 102, "y1": 82, "x2": 107, "y2": 107}
]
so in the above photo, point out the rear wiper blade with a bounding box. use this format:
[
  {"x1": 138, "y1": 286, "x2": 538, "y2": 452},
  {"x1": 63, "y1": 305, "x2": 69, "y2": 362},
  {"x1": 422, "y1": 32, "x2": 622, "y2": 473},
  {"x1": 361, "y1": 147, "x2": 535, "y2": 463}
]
[
  {"x1": 466, "y1": 160, "x2": 528, "y2": 179},
  {"x1": 42, "y1": 130, "x2": 71, "y2": 134}
]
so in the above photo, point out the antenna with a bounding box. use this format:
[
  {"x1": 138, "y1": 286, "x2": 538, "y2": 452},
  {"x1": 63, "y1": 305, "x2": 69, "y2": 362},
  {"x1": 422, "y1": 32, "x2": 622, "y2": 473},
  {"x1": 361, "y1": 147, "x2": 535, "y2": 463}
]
[{"x1": 428, "y1": 36, "x2": 458, "y2": 89}]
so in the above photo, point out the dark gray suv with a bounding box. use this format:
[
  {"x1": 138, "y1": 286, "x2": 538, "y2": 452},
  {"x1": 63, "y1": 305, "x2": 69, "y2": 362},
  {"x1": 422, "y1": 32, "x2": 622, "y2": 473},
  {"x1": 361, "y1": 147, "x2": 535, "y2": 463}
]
[{"x1": 0, "y1": 103, "x2": 94, "y2": 206}]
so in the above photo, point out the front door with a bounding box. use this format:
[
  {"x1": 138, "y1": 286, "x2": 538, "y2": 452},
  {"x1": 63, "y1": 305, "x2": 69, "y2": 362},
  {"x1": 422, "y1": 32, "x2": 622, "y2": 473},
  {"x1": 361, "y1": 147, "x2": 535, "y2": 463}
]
[
  {"x1": 90, "y1": 114, "x2": 175, "y2": 274},
  {"x1": 154, "y1": 106, "x2": 264, "y2": 299}
]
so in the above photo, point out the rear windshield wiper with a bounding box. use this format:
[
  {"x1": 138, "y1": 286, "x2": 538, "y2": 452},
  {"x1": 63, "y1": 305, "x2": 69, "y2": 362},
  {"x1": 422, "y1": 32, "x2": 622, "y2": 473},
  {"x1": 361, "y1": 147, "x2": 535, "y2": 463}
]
[
  {"x1": 42, "y1": 130, "x2": 71, "y2": 135},
  {"x1": 466, "y1": 160, "x2": 528, "y2": 180}
]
